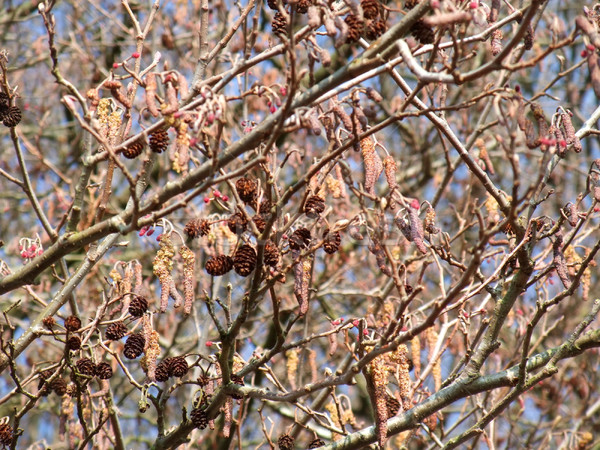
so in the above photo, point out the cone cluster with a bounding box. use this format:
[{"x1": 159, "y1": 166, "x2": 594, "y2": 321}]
[
  {"x1": 235, "y1": 177, "x2": 258, "y2": 204},
  {"x1": 205, "y1": 254, "x2": 234, "y2": 276},
  {"x1": 149, "y1": 128, "x2": 169, "y2": 153},
  {"x1": 272, "y1": 12, "x2": 288, "y2": 35},
  {"x1": 184, "y1": 218, "x2": 211, "y2": 239},
  {"x1": 345, "y1": 15, "x2": 364, "y2": 43},
  {"x1": 361, "y1": 0, "x2": 379, "y2": 19},
  {"x1": 191, "y1": 407, "x2": 209, "y2": 429},
  {"x1": 106, "y1": 321, "x2": 128, "y2": 340},
  {"x1": 234, "y1": 244, "x2": 257, "y2": 276},
  {"x1": 128, "y1": 295, "x2": 149, "y2": 317},
  {"x1": 123, "y1": 333, "x2": 145, "y2": 359},
  {"x1": 366, "y1": 19, "x2": 386, "y2": 40}
]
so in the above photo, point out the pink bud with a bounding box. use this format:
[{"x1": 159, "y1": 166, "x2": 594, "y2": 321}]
[
  {"x1": 410, "y1": 199, "x2": 420, "y2": 209},
  {"x1": 587, "y1": 44, "x2": 596, "y2": 51},
  {"x1": 279, "y1": 86, "x2": 287, "y2": 96},
  {"x1": 20, "y1": 251, "x2": 28, "y2": 258},
  {"x1": 189, "y1": 138, "x2": 197, "y2": 146},
  {"x1": 559, "y1": 139, "x2": 567, "y2": 148},
  {"x1": 173, "y1": 111, "x2": 183, "y2": 118},
  {"x1": 581, "y1": 50, "x2": 589, "y2": 58},
  {"x1": 594, "y1": 206, "x2": 600, "y2": 212},
  {"x1": 207, "y1": 112, "x2": 215, "y2": 123},
  {"x1": 469, "y1": 0, "x2": 479, "y2": 8},
  {"x1": 430, "y1": 0, "x2": 440, "y2": 8},
  {"x1": 331, "y1": 319, "x2": 341, "y2": 326},
  {"x1": 463, "y1": 311, "x2": 469, "y2": 318},
  {"x1": 132, "y1": 52, "x2": 140, "y2": 58},
  {"x1": 362, "y1": 329, "x2": 369, "y2": 336},
  {"x1": 156, "y1": 233, "x2": 163, "y2": 241},
  {"x1": 213, "y1": 190, "x2": 221, "y2": 198},
  {"x1": 146, "y1": 228, "x2": 155, "y2": 236},
  {"x1": 204, "y1": 197, "x2": 211, "y2": 204},
  {"x1": 221, "y1": 195, "x2": 229, "y2": 202},
  {"x1": 37, "y1": 249, "x2": 43, "y2": 256},
  {"x1": 206, "y1": 341, "x2": 213, "y2": 347},
  {"x1": 269, "y1": 105, "x2": 277, "y2": 114},
  {"x1": 113, "y1": 63, "x2": 119, "y2": 69},
  {"x1": 352, "y1": 319, "x2": 360, "y2": 327}
]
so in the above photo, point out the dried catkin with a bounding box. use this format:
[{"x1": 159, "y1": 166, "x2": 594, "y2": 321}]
[
  {"x1": 179, "y1": 245, "x2": 196, "y2": 314},
  {"x1": 368, "y1": 355, "x2": 390, "y2": 447},
  {"x1": 361, "y1": 137, "x2": 383, "y2": 194},
  {"x1": 153, "y1": 234, "x2": 175, "y2": 313},
  {"x1": 411, "y1": 336, "x2": 421, "y2": 378},
  {"x1": 368, "y1": 238, "x2": 392, "y2": 276},
  {"x1": 475, "y1": 138, "x2": 495, "y2": 175},
  {"x1": 328, "y1": 323, "x2": 338, "y2": 356},
  {"x1": 145, "y1": 330, "x2": 161, "y2": 381},
  {"x1": 490, "y1": 29, "x2": 503, "y2": 56},
  {"x1": 395, "y1": 344, "x2": 412, "y2": 411},
  {"x1": 286, "y1": 349, "x2": 299, "y2": 390},
  {"x1": 173, "y1": 121, "x2": 190, "y2": 174},
  {"x1": 162, "y1": 80, "x2": 179, "y2": 115},
  {"x1": 559, "y1": 109, "x2": 582, "y2": 153},
  {"x1": 383, "y1": 155, "x2": 398, "y2": 191},
  {"x1": 553, "y1": 234, "x2": 572, "y2": 289},
  {"x1": 144, "y1": 73, "x2": 160, "y2": 117},
  {"x1": 294, "y1": 252, "x2": 312, "y2": 315},
  {"x1": 407, "y1": 201, "x2": 427, "y2": 254},
  {"x1": 103, "y1": 80, "x2": 132, "y2": 109},
  {"x1": 426, "y1": 327, "x2": 441, "y2": 392},
  {"x1": 222, "y1": 397, "x2": 233, "y2": 438}
]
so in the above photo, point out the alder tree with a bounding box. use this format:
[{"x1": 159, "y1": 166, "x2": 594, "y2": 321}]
[{"x1": 1, "y1": 0, "x2": 600, "y2": 448}]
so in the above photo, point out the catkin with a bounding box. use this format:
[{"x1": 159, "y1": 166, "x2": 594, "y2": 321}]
[
  {"x1": 153, "y1": 234, "x2": 175, "y2": 312},
  {"x1": 361, "y1": 137, "x2": 383, "y2": 194},
  {"x1": 286, "y1": 349, "x2": 299, "y2": 390},
  {"x1": 144, "y1": 73, "x2": 160, "y2": 117},
  {"x1": 426, "y1": 327, "x2": 441, "y2": 392},
  {"x1": 179, "y1": 245, "x2": 196, "y2": 314}
]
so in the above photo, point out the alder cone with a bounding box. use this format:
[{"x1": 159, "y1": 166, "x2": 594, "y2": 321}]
[
  {"x1": 184, "y1": 218, "x2": 211, "y2": 239},
  {"x1": 410, "y1": 20, "x2": 435, "y2": 44},
  {"x1": 308, "y1": 438, "x2": 326, "y2": 448},
  {"x1": 386, "y1": 393, "x2": 401, "y2": 417},
  {"x1": 0, "y1": 423, "x2": 13, "y2": 446},
  {"x1": 322, "y1": 229, "x2": 341, "y2": 254},
  {"x1": 304, "y1": 195, "x2": 325, "y2": 218},
  {"x1": 235, "y1": 177, "x2": 258, "y2": 204},
  {"x1": 191, "y1": 407, "x2": 209, "y2": 429},
  {"x1": 272, "y1": 12, "x2": 288, "y2": 35},
  {"x1": 76, "y1": 358, "x2": 96, "y2": 376},
  {"x1": 252, "y1": 214, "x2": 266, "y2": 234},
  {"x1": 264, "y1": 240, "x2": 280, "y2": 266},
  {"x1": 259, "y1": 199, "x2": 273, "y2": 215},
  {"x1": 95, "y1": 362, "x2": 113, "y2": 379},
  {"x1": 365, "y1": 19, "x2": 386, "y2": 40},
  {"x1": 267, "y1": 0, "x2": 287, "y2": 9},
  {"x1": 0, "y1": 92, "x2": 9, "y2": 111},
  {"x1": 345, "y1": 14, "x2": 364, "y2": 43},
  {"x1": 43, "y1": 316, "x2": 56, "y2": 329},
  {"x1": 227, "y1": 212, "x2": 248, "y2": 234},
  {"x1": 123, "y1": 140, "x2": 144, "y2": 159},
  {"x1": 155, "y1": 360, "x2": 170, "y2": 381},
  {"x1": 2, "y1": 106, "x2": 21, "y2": 127},
  {"x1": 295, "y1": 0, "x2": 311, "y2": 13},
  {"x1": 168, "y1": 356, "x2": 189, "y2": 377},
  {"x1": 106, "y1": 321, "x2": 128, "y2": 340},
  {"x1": 64, "y1": 315, "x2": 81, "y2": 332},
  {"x1": 233, "y1": 244, "x2": 257, "y2": 277},
  {"x1": 277, "y1": 434, "x2": 295, "y2": 450},
  {"x1": 230, "y1": 374, "x2": 245, "y2": 399},
  {"x1": 67, "y1": 335, "x2": 82, "y2": 351},
  {"x1": 128, "y1": 295, "x2": 149, "y2": 317},
  {"x1": 50, "y1": 377, "x2": 68, "y2": 396},
  {"x1": 405, "y1": 0, "x2": 419, "y2": 8},
  {"x1": 289, "y1": 227, "x2": 311, "y2": 250},
  {"x1": 123, "y1": 333, "x2": 145, "y2": 359},
  {"x1": 149, "y1": 128, "x2": 169, "y2": 153},
  {"x1": 205, "y1": 254, "x2": 234, "y2": 276},
  {"x1": 361, "y1": 0, "x2": 379, "y2": 19}
]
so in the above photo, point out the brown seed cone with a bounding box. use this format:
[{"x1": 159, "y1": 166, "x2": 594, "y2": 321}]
[
  {"x1": 42, "y1": 316, "x2": 56, "y2": 329},
  {"x1": 67, "y1": 335, "x2": 82, "y2": 351},
  {"x1": 345, "y1": 14, "x2": 364, "y2": 43},
  {"x1": 0, "y1": 92, "x2": 9, "y2": 111},
  {"x1": 267, "y1": 0, "x2": 287, "y2": 9},
  {"x1": 361, "y1": 0, "x2": 379, "y2": 19},
  {"x1": 0, "y1": 422, "x2": 13, "y2": 446},
  {"x1": 264, "y1": 240, "x2": 280, "y2": 266},
  {"x1": 129, "y1": 295, "x2": 149, "y2": 317},
  {"x1": 308, "y1": 438, "x2": 326, "y2": 448},
  {"x1": 168, "y1": 356, "x2": 189, "y2": 377},
  {"x1": 191, "y1": 407, "x2": 209, "y2": 429},
  {"x1": 304, "y1": 195, "x2": 325, "y2": 218},
  {"x1": 95, "y1": 362, "x2": 113, "y2": 379},
  {"x1": 289, "y1": 227, "x2": 311, "y2": 250},
  {"x1": 386, "y1": 393, "x2": 401, "y2": 417},
  {"x1": 227, "y1": 212, "x2": 248, "y2": 234},
  {"x1": 184, "y1": 218, "x2": 211, "y2": 239},
  {"x1": 106, "y1": 321, "x2": 128, "y2": 340},
  {"x1": 410, "y1": 19, "x2": 435, "y2": 44},
  {"x1": 272, "y1": 12, "x2": 288, "y2": 36},
  {"x1": 405, "y1": 0, "x2": 419, "y2": 8},
  {"x1": 523, "y1": 26, "x2": 534, "y2": 50},
  {"x1": 252, "y1": 214, "x2": 266, "y2": 234},
  {"x1": 230, "y1": 374, "x2": 245, "y2": 399},
  {"x1": 205, "y1": 254, "x2": 234, "y2": 276},
  {"x1": 365, "y1": 18, "x2": 387, "y2": 40},
  {"x1": 149, "y1": 128, "x2": 169, "y2": 153},
  {"x1": 2, "y1": 106, "x2": 21, "y2": 127},
  {"x1": 259, "y1": 199, "x2": 273, "y2": 215},
  {"x1": 76, "y1": 358, "x2": 96, "y2": 376},
  {"x1": 50, "y1": 377, "x2": 68, "y2": 396},
  {"x1": 295, "y1": 0, "x2": 312, "y2": 13},
  {"x1": 64, "y1": 315, "x2": 82, "y2": 332},
  {"x1": 123, "y1": 333, "x2": 145, "y2": 359},
  {"x1": 233, "y1": 244, "x2": 257, "y2": 277},
  {"x1": 278, "y1": 434, "x2": 295, "y2": 450},
  {"x1": 155, "y1": 360, "x2": 170, "y2": 381},
  {"x1": 123, "y1": 140, "x2": 144, "y2": 159},
  {"x1": 323, "y1": 229, "x2": 341, "y2": 254},
  {"x1": 236, "y1": 177, "x2": 258, "y2": 204}
]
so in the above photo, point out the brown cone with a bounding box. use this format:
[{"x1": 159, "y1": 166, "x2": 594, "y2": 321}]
[
  {"x1": 308, "y1": 438, "x2": 326, "y2": 448},
  {"x1": 235, "y1": 177, "x2": 258, "y2": 204},
  {"x1": 67, "y1": 335, "x2": 82, "y2": 351},
  {"x1": 0, "y1": 423, "x2": 13, "y2": 446},
  {"x1": 264, "y1": 240, "x2": 280, "y2": 266},
  {"x1": 323, "y1": 229, "x2": 341, "y2": 254},
  {"x1": 155, "y1": 360, "x2": 170, "y2": 381},
  {"x1": 277, "y1": 434, "x2": 295, "y2": 450},
  {"x1": 289, "y1": 228, "x2": 311, "y2": 250},
  {"x1": 123, "y1": 140, "x2": 145, "y2": 159},
  {"x1": 50, "y1": 377, "x2": 68, "y2": 396},
  {"x1": 168, "y1": 356, "x2": 189, "y2": 377},
  {"x1": 365, "y1": 19, "x2": 387, "y2": 40},
  {"x1": 184, "y1": 218, "x2": 211, "y2": 239},
  {"x1": 149, "y1": 128, "x2": 169, "y2": 153},
  {"x1": 95, "y1": 362, "x2": 113, "y2": 379},
  {"x1": 205, "y1": 254, "x2": 234, "y2": 276},
  {"x1": 76, "y1": 358, "x2": 96, "y2": 376},
  {"x1": 227, "y1": 212, "x2": 248, "y2": 234},
  {"x1": 304, "y1": 195, "x2": 325, "y2": 218},
  {"x1": 191, "y1": 407, "x2": 209, "y2": 429},
  {"x1": 64, "y1": 315, "x2": 82, "y2": 332},
  {"x1": 123, "y1": 333, "x2": 145, "y2": 359},
  {"x1": 386, "y1": 393, "x2": 401, "y2": 417},
  {"x1": 128, "y1": 295, "x2": 149, "y2": 317},
  {"x1": 234, "y1": 244, "x2": 257, "y2": 277},
  {"x1": 272, "y1": 12, "x2": 288, "y2": 35},
  {"x1": 345, "y1": 14, "x2": 364, "y2": 43},
  {"x1": 410, "y1": 19, "x2": 435, "y2": 44},
  {"x1": 252, "y1": 214, "x2": 267, "y2": 234},
  {"x1": 106, "y1": 321, "x2": 128, "y2": 340},
  {"x1": 361, "y1": 0, "x2": 379, "y2": 19},
  {"x1": 2, "y1": 106, "x2": 21, "y2": 127}
]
